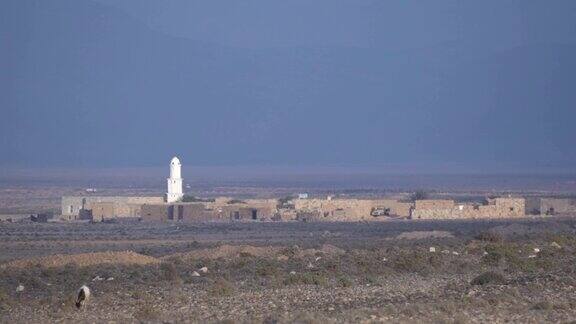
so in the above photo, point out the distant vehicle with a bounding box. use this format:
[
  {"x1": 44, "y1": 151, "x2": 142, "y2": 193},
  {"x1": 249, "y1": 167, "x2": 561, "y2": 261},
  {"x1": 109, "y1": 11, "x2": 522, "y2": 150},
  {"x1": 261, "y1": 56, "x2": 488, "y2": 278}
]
[{"x1": 371, "y1": 208, "x2": 391, "y2": 217}]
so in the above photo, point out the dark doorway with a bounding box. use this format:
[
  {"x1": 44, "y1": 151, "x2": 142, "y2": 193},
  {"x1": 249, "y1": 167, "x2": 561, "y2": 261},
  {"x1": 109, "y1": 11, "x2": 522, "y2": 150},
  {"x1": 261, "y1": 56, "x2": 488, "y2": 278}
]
[
  {"x1": 168, "y1": 205, "x2": 174, "y2": 220},
  {"x1": 251, "y1": 209, "x2": 258, "y2": 220},
  {"x1": 233, "y1": 211, "x2": 240, "y2": 220},
  {"x1": 178, "y1": 205, "x2": 184, "y2": 220}
]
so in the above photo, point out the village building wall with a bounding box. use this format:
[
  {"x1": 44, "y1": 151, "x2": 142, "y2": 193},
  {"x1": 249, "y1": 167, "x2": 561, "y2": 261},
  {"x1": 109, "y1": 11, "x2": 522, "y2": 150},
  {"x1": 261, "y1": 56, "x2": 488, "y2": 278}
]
[
  {"x1": 180, "y1": 204, "x2": 223, "y2": 222},
  {"x1": 141, "y1": 203, "x2": 220, "y2": 222},
  {"x1": 140, "y1": 199, "x2": 278, "y2": 223},
  {"x1": 539, "y1": 198, "x2": 576, "y2": 215},
  {"x1": 292, "y1": 198, "x2": 413, "y2": 221},
  {"x1": 414, "y1": 200, "x2": 455, "y2": 210},
  {"x1": 140, "y1": 204, "x2": 169, "y2": 222},
  {"x1": 91, "y1": 202, "x2": 115, "y2": 222},
  {"x1": 61, "y1": 196, "x2": 164, "y2": 220},
  {"x1": 295, "y1": 210, "x2": 323, "y2": 222},
  {"x1": 411, "y1": 198, "x2": 525, "y2": 219},
  {"x1": 524, "y1": 197, "x2": 542, "y2": 215}
]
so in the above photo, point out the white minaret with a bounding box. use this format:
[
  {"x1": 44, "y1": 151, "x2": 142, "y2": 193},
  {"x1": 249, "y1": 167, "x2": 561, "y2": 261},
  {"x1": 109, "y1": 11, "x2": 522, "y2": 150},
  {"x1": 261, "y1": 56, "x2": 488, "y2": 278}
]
[{"x1": 166, "y1": 156, "x2": 184, "y2": 203}]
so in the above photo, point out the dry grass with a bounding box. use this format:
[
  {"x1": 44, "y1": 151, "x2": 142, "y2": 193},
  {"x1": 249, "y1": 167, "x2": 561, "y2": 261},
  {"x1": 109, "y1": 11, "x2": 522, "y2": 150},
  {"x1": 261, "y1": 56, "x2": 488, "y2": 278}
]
[
  {"x1": 1, "y1": 251, "x2": 159, "y2": 269},
  {"x1": 209, "y1": 278, "x2": 234, "y2": 297},
  {"x1": 2, "y1": 227, "x2": 576, "y2": 323}
]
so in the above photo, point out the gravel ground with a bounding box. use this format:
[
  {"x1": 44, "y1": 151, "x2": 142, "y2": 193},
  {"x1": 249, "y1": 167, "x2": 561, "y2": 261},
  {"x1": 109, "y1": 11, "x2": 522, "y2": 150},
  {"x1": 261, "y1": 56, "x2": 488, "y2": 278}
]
[{"x1": 1, "y1": 218, "x2": 576, "y2": 323}]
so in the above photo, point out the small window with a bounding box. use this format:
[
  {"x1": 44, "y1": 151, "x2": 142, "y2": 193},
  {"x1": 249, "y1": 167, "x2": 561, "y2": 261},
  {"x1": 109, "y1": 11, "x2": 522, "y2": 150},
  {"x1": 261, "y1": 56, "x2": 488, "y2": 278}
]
[
  {"x1": 69, "y1": 205, "x2": 74, "y2": 213},
  {"x1": 509, "y1": 207, "x2": 514, "y2": 212}
]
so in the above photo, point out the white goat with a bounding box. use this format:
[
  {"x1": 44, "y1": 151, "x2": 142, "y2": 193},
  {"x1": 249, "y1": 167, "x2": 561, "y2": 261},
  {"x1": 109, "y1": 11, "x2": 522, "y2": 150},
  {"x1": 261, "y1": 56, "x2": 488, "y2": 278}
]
[{"x1": 75, "y1": 285, "x2": 91, "y2": 309}]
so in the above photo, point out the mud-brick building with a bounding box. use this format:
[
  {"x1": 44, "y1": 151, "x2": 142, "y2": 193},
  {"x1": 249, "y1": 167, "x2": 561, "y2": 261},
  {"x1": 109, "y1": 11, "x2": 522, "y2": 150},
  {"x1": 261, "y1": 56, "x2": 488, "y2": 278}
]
[
  {"x1": 91, "y1": 202, "x2": 115, "y2": 222},
  {"x1": 411, "y1": 198, "x2": 525, "y2": 220},
  {"x1": 540, "y1": 198, "x2": 576, "y2": 215},
  {"x1": 140, "y1": 199, "x2": 278, "y2": 222},
  {"x1": 292, "y1": 198, "x2": 413, "y2": 221},
  {"x1": 140, "y1": 203, "x2": 224, "y2": 222},
  {"x1": 526, "y1": 198, "x2": 576, "y2": 215},
  {"x1": 61, "y1": 196, "x2": 165, "y2": 221}
]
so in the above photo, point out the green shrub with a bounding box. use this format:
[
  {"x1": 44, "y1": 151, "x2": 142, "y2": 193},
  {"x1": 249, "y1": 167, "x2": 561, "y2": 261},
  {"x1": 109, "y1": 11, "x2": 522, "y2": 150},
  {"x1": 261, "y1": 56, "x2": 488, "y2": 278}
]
[
  {"x1": 209, "y1": 278, "x2": 234, "y2": 297},
  {"x1": 283, "y1": 272, "x2": 327, "y2": 286},
  {"x1": 532, "y1": 301, "x2": 553, "y2": 311},
  {"x1": 475, "y1": 231, "x2": 503, "y2": 243},
  {"x1": 255, "y1": 259, "x2": 280, "y2": 277},
  {"x1": 337, "y1": 275, "x2": 352, "y2": 288},
  {"x1": 160, "y1": 262, "x2": 181, "y2": 283},
  {"x1": 471, "y1": 271, "x2": 506, "y2": 286},
  {"x1": 410, "y1": 190, "x2": 429, "y2": 202},
  {"x1": 546, "y1": 234, "x2": 576, "y2": 248},
  {"x1": 391, "y1": 250, "x2": 442, "y2": 274},
  {"x1": 482, "y1": 243, "x2": 542, "y2": 272},
  {"x1": 0, "y1": 288, "x2": 11, "y2": 311},
  {"x1": 134, "y1": 304, "x2": 161, "y2": 321},
  {"x1": 482, "y1": 244, "x2": 516, "y2": 266}
]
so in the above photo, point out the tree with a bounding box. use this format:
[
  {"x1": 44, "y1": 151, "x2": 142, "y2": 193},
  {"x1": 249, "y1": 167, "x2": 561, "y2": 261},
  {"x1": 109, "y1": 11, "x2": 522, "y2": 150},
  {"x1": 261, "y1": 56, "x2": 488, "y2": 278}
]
[{"x1": 410, "y1": 190, "x2": 429, "y2": 202}]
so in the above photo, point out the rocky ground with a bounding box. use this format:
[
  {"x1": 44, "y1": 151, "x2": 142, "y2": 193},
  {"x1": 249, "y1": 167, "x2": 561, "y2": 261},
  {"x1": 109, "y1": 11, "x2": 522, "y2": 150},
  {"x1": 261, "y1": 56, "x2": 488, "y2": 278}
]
[{"x1": 1, "y1": 218, "x2": 576, "y2": 323}]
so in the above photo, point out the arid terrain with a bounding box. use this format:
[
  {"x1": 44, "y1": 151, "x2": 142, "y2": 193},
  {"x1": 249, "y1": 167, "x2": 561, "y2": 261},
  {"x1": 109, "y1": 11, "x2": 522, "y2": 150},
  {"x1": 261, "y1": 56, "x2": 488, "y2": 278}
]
[
  {"x1": 1, "y1": 173, "x2": 576, "y2": 323},
  {"x1": 1, "y1": 218, "x2": 576, "y2": 323}
]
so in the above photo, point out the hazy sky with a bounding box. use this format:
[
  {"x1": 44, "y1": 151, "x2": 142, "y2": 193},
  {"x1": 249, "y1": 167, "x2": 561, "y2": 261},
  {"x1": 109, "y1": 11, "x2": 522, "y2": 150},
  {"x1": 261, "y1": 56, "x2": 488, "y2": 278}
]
[{"x1": 1, "y1": 0, "x2": 575, "y2": 172}]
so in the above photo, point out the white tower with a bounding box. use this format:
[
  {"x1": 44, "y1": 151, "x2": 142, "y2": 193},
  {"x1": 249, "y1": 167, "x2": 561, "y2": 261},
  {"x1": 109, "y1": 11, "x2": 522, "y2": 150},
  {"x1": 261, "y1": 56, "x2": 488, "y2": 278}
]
[{"x1": 166, "y1": 156, "x2": 184, "y2": 203}]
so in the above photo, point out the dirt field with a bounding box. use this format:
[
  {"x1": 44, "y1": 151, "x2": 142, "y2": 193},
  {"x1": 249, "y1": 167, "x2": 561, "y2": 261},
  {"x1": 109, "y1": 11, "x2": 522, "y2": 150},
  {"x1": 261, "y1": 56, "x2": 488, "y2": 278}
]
[{"x1": 1, "y1": 217, "x2": 576, "y2": 323}]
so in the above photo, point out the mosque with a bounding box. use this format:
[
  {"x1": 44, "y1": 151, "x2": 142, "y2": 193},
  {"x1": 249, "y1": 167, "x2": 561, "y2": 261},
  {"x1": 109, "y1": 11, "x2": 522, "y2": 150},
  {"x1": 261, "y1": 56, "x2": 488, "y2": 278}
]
[
  {"x1": 166, "y1": 156, "x2": 184, "y2": 203},
  {"x1": 61, "y1": 156, "x2": 186, "y2": 221},
  {"x1": 61, "y1": 156, "x2": 277, "y2": 222}
]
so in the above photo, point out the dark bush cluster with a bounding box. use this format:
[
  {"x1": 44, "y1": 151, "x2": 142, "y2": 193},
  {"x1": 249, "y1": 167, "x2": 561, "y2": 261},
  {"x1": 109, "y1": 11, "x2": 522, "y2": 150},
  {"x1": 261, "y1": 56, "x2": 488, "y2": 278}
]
[
  {"x1": 471, "y1": 271, "x2": 506, "y2": 286},
  {"x1": 475, "y1": 231, "x2": 503, "y2": 243}
]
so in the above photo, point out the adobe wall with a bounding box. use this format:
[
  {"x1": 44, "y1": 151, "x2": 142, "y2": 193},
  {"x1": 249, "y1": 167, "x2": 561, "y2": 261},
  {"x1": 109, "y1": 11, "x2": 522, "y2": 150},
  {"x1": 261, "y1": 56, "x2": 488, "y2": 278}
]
[
  {"x1": 414, "y1": 200, "x2": 455, "y2": 210},
  {"x1": 411, "y1": 198, "x2": 525, "y2": 220},
  {"x1": 524, "y1": 197, "x2": 542, "y2": 215},
  {"x1": 292, "y1": 198, "x2": 413, "y2": 221},
  {"x1": 181, "y1": 204, "x2": 223, "y2": 222},
  {"x1": 141, "y1": 204, "x2": 169, "y2": 222},
  {"x1": 208, "y1": 199, "x2": 278, "y2": 221},
  {"x1": 540, "y1": 198, "x2": 576, "y2": 215},
  {"x1": 278, "y1": 209, "x2": 298, "y2": 221},
  {"x1": 140, "y1": 201, "x2": 276, "y2": 223},
  {"x1": 296, "y1": 211, "x2": 323, "y2": 222},
  {"x1": 91, "y1": 202, "x2": 115, "y2": 222},
  {"x1": 62, "y1": 196, "x2": 164, "y2": 219}
]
